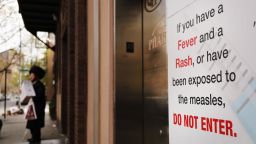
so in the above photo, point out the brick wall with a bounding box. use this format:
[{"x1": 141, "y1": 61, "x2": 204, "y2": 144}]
[
  {"x1": 74, "y1": 0, "x2": 87, "y2": 143},
  {"x1": 55, "y1": 0, "x2": 87, "y2": 143}
]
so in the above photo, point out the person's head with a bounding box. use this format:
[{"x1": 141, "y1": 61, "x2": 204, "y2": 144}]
[{"x1": 29, "y1": 65, "x2": 45, "y2": 82}]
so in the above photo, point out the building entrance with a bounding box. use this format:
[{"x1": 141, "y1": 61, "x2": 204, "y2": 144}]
[{"x1": 115, "y1": 0, "x2": 168, "y2": 144}]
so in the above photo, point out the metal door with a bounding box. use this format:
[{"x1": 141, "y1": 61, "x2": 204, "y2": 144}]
[{"x1": 115, "y1": 0, "x2": 168, "y2": 144}]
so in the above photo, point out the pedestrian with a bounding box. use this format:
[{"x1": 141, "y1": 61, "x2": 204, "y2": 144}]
[{"x1": 26, "y1": 65, "x2": 46, "y2": 143}]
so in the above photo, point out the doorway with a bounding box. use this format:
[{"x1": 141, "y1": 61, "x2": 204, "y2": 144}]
[{"x1": 115, "y1": 0, "x2": 168, "y2": 144}]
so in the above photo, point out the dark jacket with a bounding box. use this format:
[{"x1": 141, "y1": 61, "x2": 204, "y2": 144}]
[{"x1": 26, "y1": 80, "x2": 46, "y2": 129}]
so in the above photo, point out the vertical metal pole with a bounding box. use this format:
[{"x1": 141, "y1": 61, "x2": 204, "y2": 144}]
[
  {"x1": 19, "y1": 22, "x2": 22, "y2": 85},
  {"x1": 19, "y1": 20, "x2": 22, "y2": 108},
  {"x1": 4, "y1": 69, "x2": 7, "y2": 119}
]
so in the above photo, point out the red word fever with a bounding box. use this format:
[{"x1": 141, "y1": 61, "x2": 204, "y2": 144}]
[{"x1": 178, "y1": 36, "x2": 197, "y2": 50}]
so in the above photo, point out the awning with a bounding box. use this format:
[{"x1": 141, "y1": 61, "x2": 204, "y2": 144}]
[{"x1": 17, "y1": 0, "x2": 59, "y2": 36}]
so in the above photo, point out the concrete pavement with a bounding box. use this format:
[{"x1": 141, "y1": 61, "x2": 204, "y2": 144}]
[{"x1": 0, "y1": 105, "x2": 65, "y2": 144}]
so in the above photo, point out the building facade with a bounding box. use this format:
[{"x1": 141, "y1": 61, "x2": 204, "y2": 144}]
[
  {"x1": 56, "y1": 0, "x2": 114, "y2": 144},
  {"x1": 18, "y1": 0, "x2": 256, "y2": 144},
  {"x1": 18, "y1": 0, "x2": 167, "y2": 144}
]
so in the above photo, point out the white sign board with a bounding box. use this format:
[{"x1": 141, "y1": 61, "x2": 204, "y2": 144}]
[
  {"x1": 167, "y1": 0, "x2": 256, "y2": 143},
  {"x1": 20, "y1": 80, "x2": 35, "y2": 105}
]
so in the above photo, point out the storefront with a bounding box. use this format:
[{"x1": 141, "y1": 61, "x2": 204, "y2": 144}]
[{"x1": 18, "y1": 0, "x2": 256, "y2": 144}]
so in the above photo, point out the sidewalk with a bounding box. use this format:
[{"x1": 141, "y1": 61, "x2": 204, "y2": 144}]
[{"x1": 0, "y1": 106, "x2": 65, "y2": 144}]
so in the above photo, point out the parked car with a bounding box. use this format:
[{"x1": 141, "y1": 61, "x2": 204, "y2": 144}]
[{"x1": 0, "y1": 95, "x2": 10, "y2": 102}]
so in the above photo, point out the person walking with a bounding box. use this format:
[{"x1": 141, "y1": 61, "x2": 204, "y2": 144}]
[{"x1": 26, "y1": 65, "x2": 46, "y2": 143}]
